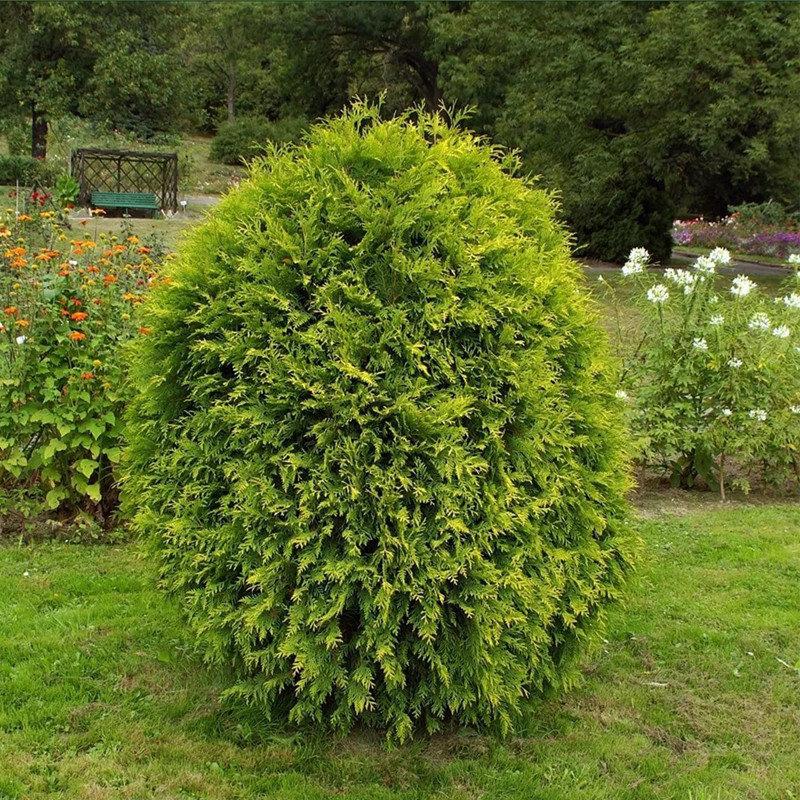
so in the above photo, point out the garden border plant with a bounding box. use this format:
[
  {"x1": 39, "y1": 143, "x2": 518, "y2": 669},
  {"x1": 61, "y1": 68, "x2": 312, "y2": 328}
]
[{"x1": 603, "y1": 247, "x2": 800, "y2": 496}]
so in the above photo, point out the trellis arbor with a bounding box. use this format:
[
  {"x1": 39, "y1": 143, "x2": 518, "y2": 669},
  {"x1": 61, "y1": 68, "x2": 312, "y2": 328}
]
[{"x1": 70, "y1": 148, "x2": 178, "y2": 214}]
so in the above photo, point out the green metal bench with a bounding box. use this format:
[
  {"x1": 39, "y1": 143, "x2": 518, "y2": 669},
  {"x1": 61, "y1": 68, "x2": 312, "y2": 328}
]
[{"x1": 90, "y1": 191, "x2": 160, "y2": 217}]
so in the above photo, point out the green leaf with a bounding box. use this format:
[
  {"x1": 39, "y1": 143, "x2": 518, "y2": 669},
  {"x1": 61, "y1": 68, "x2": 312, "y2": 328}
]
[{"x1": 75, "y1": 459, "x2": 99, "y2": 479}]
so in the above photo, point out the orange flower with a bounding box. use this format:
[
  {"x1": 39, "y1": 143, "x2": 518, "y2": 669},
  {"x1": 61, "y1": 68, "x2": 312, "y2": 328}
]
[
  {"x1": 10, "y1": 258, "x2": 26, "y2": 269},
  {"x1": 70, "y1": 311, "x2": 89, "y2": 322},
  {"x1": 138, "y1": 326, "x2": 152, "y2": 335},
  {"x1": 16, "y1": 319, "x2": 29, "y2": 328},
  {"x1": 17, "y1": 214, "x2": 32, "y2": 222},
  {"x1": 58, "y1": 268, "x2": 70, "y2": 277},
  {"x1": 80, "y1": 372, "x2": 95, "y2": 380},
  {"x1": 4, "y1": 306, "x2": 18, "y2": 315},
  {"x1": 60, "y1": 309, "x2": 71, "y2": 317},
  {"x1": 90, "y1": 208, "x2": 106, "y2": 217},
  {"x1": 86, "y1": 264, "x2": 100, "y2": 274},
  {"x1": 68, "y1": 331, "x2": 86, "y2": 342},
  {"x1": 127, "y1": 235, "x2": 139, "y2": 244},
  {"x1": 70, "y1": 298, "x2": 82, "y2": 307},
  {"x1": 103, "y1": 274, "x2": 118, "y2": 285},
  {"x1": 137, "y1": 246, "x2": 152, "y2": 255}
]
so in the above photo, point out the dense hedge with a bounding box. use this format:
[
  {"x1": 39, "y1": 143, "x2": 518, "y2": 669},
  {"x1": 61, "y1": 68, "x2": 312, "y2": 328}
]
[
  {"x1": 0, "y1": 155, "x2": 59, "y2": 186},
  {"x1": 209, "y1": 115, "x2": 307, "y2": 165},
  {"x1": 124, "y1": 105, "x2": 637, "y2": 739}
]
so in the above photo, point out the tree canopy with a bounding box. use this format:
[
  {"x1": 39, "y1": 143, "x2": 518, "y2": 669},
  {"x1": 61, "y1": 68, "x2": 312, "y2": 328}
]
[{"x1": 1, "y1": 0, "x2": 797, "y2": 261}]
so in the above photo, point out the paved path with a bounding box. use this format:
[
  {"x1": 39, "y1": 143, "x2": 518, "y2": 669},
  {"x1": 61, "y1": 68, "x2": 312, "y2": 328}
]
[{"x1": 582, "y1": 252, "x2": 789, "y2": 278}]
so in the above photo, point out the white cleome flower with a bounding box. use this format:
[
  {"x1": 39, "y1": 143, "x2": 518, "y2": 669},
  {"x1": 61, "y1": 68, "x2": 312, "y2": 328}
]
[
  {"x1": 68, "y1": 259, "x2": 78, "y2": 267},
  {"x1": 614, "y1": 389, "x2": 629, "y2": 401},
  {"x1": 628, "y1": 247, "x2": 650, "y2": 264},
  {"x1": 709, "y1": 314, "x2": 724, "y2": 326},
  {"x1": 748, "y1": 312, "x2": 771, "y2": 331},
  {"x1": 788, "y1": 253, "x2": 800, "y2": 266},
  {"x1": 15, "y1": 335, "x2": 26, "y2": 345},
  {"x1": 731, "y1": 275, "x2": 755, "y2": 297},
  {"x1": 646, "y1": 284, "x2": 669, "y2": 304},
  {"x1": 748, "y1": 409, "x2": 767, "y2": 422},
  {"x1": 791, "y1": 405, "x2": 800, "y2": 415},
  {"x1": 728, "y1": 357, "x2": 743, "y2": 368},
  {"x1": 621, "y1": 260, "x2": 644, "y2": 276},
  {"x1": 772, "y1": 325, "x2": 791, "y2": 338},
  {"x1": 708, "y1": 247, "x2": 732, "y2": 265},
  {"x1": 692, "y1": 337, "x2": 709, "y2": 351},
  {"x1": 694, "y1": 255, "x2": 717, "y2": 275},
  {"x1": 721, "y1": 408, "x2": 733, "y2": 417},
  {"x1": 782, "y1": 293, "x2": 800, "y2": 309}
]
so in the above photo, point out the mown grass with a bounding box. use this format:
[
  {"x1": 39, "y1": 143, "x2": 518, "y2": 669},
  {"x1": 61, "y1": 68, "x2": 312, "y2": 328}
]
[{"x1": 1, "y1": 503, "x2": 799, "y2": 799}]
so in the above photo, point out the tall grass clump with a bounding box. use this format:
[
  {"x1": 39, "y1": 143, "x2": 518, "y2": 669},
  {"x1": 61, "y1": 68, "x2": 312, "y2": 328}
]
[{"x1": 123, "y1": 104, "x2": 636, "y2": 740}]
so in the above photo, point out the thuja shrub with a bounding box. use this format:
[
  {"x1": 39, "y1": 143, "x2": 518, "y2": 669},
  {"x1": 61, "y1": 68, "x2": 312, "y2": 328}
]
[{"x1": 123, "y1": 105, "x2": 636, "y2": 740}]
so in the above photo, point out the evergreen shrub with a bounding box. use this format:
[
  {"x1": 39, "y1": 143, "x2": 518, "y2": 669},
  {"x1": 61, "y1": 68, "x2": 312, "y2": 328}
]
[
  {"x1": 124, "y1": 105, "x2": 637, "y2": 739},
  {"x1": 209, "y1": 115, "x2": 307, "y2": 165}
]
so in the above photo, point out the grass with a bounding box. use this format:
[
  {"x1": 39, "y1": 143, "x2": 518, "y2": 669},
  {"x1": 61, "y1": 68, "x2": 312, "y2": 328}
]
[{"x1": 1, "y1": 502, "x2": 799, "y2": 799}]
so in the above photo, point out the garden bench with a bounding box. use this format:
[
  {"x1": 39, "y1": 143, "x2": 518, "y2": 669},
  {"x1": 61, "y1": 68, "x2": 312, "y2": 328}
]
[{"x1": 90, "y1": 191, "x2": 160, "y2": 217}]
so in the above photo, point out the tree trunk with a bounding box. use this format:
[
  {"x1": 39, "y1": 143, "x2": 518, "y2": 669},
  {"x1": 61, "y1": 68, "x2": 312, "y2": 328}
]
[
  {"x1": 31, "y1": 104, "x2": 48, "y2": 160},
  {"x1": 226, "y1": 66, "x2": 236, "y2": 122}
]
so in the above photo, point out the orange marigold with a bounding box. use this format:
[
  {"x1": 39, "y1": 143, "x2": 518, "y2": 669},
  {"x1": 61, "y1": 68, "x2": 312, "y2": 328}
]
[
  {"x1": 80, "y1": 372, "x2": 95, "y2": 380},
  {"x1": 138, "y1": 326, "x2": 152, "y2": 335},
  {"x1": 68, "y1": 331, "x2": 86, "y2": 341},
  {"x1": 103, "y1": 274, "x2": 118, "y2": 285},
  {"x1": 3, "y1": 306, "x2": 18, "y2": 315},
  {"x1": 16, "y1": 319, "x2": 29, "y2": 327},
  {"x1": 70, "y1": 311, "x2": 89, "y2": 322}
]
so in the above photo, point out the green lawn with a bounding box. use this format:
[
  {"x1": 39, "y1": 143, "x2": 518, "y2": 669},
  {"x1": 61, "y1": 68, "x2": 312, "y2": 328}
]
[{"x1": 1, "y1": 503, "x2": 798, "y2": 799}]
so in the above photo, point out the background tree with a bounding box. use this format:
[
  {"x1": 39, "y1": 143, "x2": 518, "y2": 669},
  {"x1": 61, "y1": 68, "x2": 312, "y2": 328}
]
[{"x1": 0, "y1": 1, "x2": 190, "y2": 157}]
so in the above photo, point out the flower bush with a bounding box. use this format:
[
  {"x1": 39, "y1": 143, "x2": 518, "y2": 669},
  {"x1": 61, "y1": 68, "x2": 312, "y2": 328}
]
[
  {"x1": 123, "y1": 105, "x2": 637, "y2": 740},
  {"x1": 0, "y1": 204, "x2": 161, "y2": 519},
  {"x1": 673, "y1": 202, "x2": 800, "y2": 260},
  {"x1": 604, "y1": 247, "x2": 800, "y2": 495}
]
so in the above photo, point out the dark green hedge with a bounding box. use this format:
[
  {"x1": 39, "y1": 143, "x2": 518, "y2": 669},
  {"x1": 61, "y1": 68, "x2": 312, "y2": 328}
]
[{"x1": 124, "y1": 105, "x2": 637, "y2": 739}]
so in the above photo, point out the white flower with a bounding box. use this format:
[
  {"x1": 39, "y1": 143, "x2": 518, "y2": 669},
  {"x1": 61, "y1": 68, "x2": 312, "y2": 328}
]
[
  {"x1": 782, "y1": 293, "x2": 800, "y2": 309},
  {"x1": 15, "y1": 335, "x2": 26, "y2": 345},
  {"x1": 692, "y1": 337, "x2": 708, "y2": 351},
  {"x1": 748, "y1": 312, "x2": 771, "y2": 331},
  {"x1": 68, "y1": 259, "x2": 78, "y2": 267},
  {"x1": 628, "y1": 247, "x2": 650, "y2": 264},
  {"x1": 748, "y1": 409, "x2": 767, "y2": 422},
  {"x1": 622, "y1": 247, "x2": 649, "y2": 276},
  {"x1": 772, "y1": 325, "x2": 791, "y2": 339},
  {"x1": 664, "y1": 268, "x2": 697, "y2": 291},
  {"x1": 614, "y1": 389, "x2": 629, "y2": 401},
  {"x1": 23, "y1": 570, "x2": 29, "y2": 577},
  {"x1": 709, "y1": 294, "x2": 719, "y2": 304},
  {"x1": 788, "y1": 253, "x2": 800, "y2": 265},
  {"x1": 646, "y1": 284, "x2": 669, "y2": 304},
  {"x1": 791, "y1": 405, "x2": 800, "y2": 415},
  {"x1": 0, "y1": 323, "x2": 4, "y2": 332},
  {"x1": 721, "y1": 408, "x2": 733, "y2": 417},
  {"x1": 708, "y1": 247, "x2": 732, "y2": 265},
  {"x1": 694, "y1": 255, "x2": 716, "y2": 275},
  {"x1": 709, "y1": 314, "x2": 724, "y2": 326},
  {"x1": 621, "y1": 260, "x2": 644, "y2": 277},
  {"x1": 728, "y1": 357, "x2": 743, "y2": 369},
  {"x1": 731, "y1": 275, "x2": 755, "y2": 297}
]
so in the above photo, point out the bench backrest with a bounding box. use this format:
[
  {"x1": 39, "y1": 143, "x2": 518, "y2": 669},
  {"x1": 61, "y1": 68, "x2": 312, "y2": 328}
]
[{"x1": 91, "y1": 191, "x2": 159, "y2": 207}]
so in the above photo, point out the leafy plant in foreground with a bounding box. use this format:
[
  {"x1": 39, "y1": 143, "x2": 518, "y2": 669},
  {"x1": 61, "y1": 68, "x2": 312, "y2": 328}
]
[
  {"x1": 123, "y1": 104, "x2": 637, "y2": 740},
  {"x1": 0, "y1": 207, "x2": 161, "y2": 519}
]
